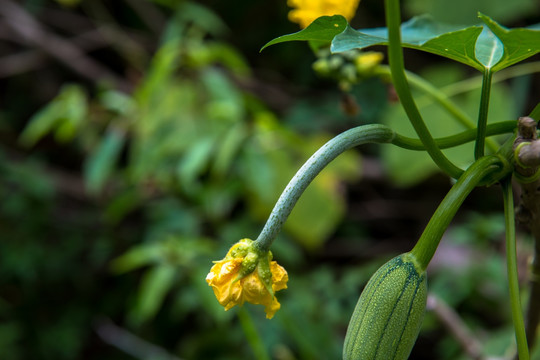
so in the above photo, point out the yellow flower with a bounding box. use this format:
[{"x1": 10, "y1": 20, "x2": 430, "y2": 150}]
[
  {"x1": 206, "y1": 239, "x2": 288, "y2": 319},
  {"x1": 288, "y1": 0, "x2": 361, "y2": 28},
  {"x1": 354, "y1": 51, "x2": 384, "y2": 75}
]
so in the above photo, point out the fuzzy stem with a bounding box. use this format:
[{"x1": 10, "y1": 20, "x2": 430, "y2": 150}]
[
  {"x1": 502, "y1": 179, "x2": 530, "y2": 360},
  {"x1": 254, "y1": 125, "x2": 395, "y2": 252},
  {"x1": 384, "y1": 0, "x2": 463, "y2": 179},
  {"x1": 411, "y1": 155, "x2": 504, "y2": 270}
]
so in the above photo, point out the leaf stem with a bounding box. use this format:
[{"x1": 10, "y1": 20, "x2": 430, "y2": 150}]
[
  {"x1": 384, "y1": 0, "x2": 463, "y2": 179},
  {"x1": 502, "y1": 179, "x2": 530, "y2": 360},
  {"x1": 376, "y1": 65, "x2": 499, "y2": 153},
  {"x1": 253, "y1": 120, "x2": 517, "y2": 253},
  {"x1": 441, "y1": 61, "x2": 540, "y2": 99},
  {"x1": 411, "y1": 155, "x2": 504, "y2": 270},
  {"x1": 393, "y1": 121, "x2": 515, "y2": 151},
  {"x1": 475, "y1": 69, "x2": 493, "y2": 159},
  {"x1": 254, "y1": 124, "x2": 395, "y2": 252}
]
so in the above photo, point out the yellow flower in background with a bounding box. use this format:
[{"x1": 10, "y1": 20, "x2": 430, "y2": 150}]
[
  {"x1": 354, "y1": 51, "x2": 384, "y2": 73},
  {"x1": 288, "y1": 0, "x2": 361, "y2": 28},
  {"x1": 206, "y1": 239, "x2": 288, "y2": 319}
]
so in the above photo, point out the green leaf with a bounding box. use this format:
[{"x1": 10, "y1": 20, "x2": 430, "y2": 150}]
[
  {"x1": 261, "y1": 15, "x2": 348, "y2": 52},
  {"x1": 331, "y1": 14, "x2": 540, "y2": 72},
  {"x1": 529, "y1": 102, "x2": 540, "y2": 121},
  {"x1": 109, "y1": 243, "x2": 162, "y2": 274},
  {"x1": 83, "y1": 128, "x2": 126, "y2": 194},
  {"x1": 99, "y1": 90, "x2": 137, "y2": 116},
  {"x1": 474, "y1": 26, "x2": 503, "y2": 69},
  {"x1": 331, "y1": 15, "x2": 486, "y2": 71},
  {"x1": 404, "y1": 0, "x2": 539, "y2": 25},
  {"x1": 129, "y1": 264, "x2": 176, "y2": 326},
  {"x1": 176, "y1": 136, "x2": 215, "y2": 191},
  {"x1": 19, "y1": 85, "x2": 87, "y2": 146},
  {"x1": 479, "y1": 13, "x2": 540, "y2": 72}
]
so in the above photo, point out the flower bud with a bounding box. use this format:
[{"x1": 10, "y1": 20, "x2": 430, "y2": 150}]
[{"x1": 206, "y1": 239, "x2": 288, "y2": 319}]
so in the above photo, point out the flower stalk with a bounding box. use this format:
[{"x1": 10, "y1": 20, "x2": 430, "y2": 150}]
[
  {"x1": 392, "y1": 121, "x2": 515, "y2": 151},
  {"x1": 411, "y1": 155, "x2": 506, "y2": 270},
  {"x1": 502, "y1": 179, "x2": 530, "y2": 360},
  {"x1": 254, "y1": 124, "x2": 395, "y2": 252},
  {"x1": 375, "y1": 65, "x2": 501, "y2": 153}
]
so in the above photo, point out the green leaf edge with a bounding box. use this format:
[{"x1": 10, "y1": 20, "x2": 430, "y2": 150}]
[
  {"x1": 261, "y1": 13, "x2": 540, "y2": 74},
  {"x1": 331, "y1": 16, "x2": 487, "y2": 71},
  {"x1": 260, "y1": 15, "x2": 348, "y2": 52},
  {"x1": 478, "y1": 13, "x2": 540, "y2": 72}
]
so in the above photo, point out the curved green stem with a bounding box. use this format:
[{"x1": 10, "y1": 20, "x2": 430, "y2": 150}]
[
  {"x1": 392, "y1": 121, "x2": 516, "y2": 151},
  {"x1": 502, "y1": 179, "x2": 530, "y2": 360},
  {"x1": 253, "y1": 122, "x2": 517, "y2": 253},
  {"x1": 475, "y1": 70, "x2": 494, "y2": 159},
  {"x1": 411, "y1": 155, "x2": 505, "y2": 270},
  {"x1": 384, "y1": 0, "x2": 463, "y2": 179},
  {"x1": 254, "y1": 124, "x2": 395, "y2": 252},
  {"x1": 376, "y1": 66, "x2": 500, "y2": 153}
]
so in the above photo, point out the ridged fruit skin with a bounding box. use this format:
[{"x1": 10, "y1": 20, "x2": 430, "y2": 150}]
[{"x1": 343, "y1": 253, "x2": 427, "y2": 360}]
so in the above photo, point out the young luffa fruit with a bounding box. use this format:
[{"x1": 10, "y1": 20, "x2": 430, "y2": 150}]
[{"x1": 343, "y1": 253, "x2": 427, "y2": 360}]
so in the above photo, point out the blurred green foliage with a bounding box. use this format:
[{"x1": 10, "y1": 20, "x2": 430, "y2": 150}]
[
  {"x1": 404, "y1": 0, "x2": 538, "y2": 25},
  {"x1": 1, "y1": 0, "x2": 539, "y2": 359},
  {"x1": 3, "y1": 1, "x2": 362, "y2": 358}
]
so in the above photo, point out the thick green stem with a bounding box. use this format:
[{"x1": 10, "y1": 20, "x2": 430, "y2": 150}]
[
  {"x1": 475, "y1": 70, "x2": 493, "y2": 159},
  {"x1": 254, "y1": 125, "x2": 395, "y2": 252},
  {"x1": 411, "y1": 156, "x2": 504, "y2": 270},
  {"x1": 502, "y1": 179, "x2": 530, "y2": 360},
  {"x1": 392, "y1": 121, "x2": 515, "y2": 151},
  {"x1": 384, "y1": 0, "x2": 463, "y2": 179}
]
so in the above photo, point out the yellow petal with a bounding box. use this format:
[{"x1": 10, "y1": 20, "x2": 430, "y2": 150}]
[
  {"x1": 206, "y1": 258, "x2": 243, "y2": 308},
  {"x1": 270, "y1": 261, "x2": 289, "y2": 291},
  {"x1": 242, "y1": 272, "x2": 268, "y2": 300},
  {"x1": 224, "y1": 281, "x2": 244, "y2": 310},
  {"x1": 288, "y1": 0, "x2": 360, "y2": 28},
  {"x1": 206, "y1": 241, "x2": 289, "y2": 318},
  {"x1": 264, "y1": 297, "x2": 281, "y2": 319}
]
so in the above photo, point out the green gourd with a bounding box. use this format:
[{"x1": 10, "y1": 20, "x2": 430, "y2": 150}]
[{"x1": 343, "y1": 253, "x2": 427, "y2": 360}]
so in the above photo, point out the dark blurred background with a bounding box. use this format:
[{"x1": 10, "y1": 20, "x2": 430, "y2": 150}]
[{"x1": 0, "y1": 0, "x2": 540, "y2": 359}]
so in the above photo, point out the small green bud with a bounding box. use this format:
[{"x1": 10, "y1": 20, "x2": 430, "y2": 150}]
[
  {"x1": 240, "y1": 251, "x2": 259, "y2": 277},
  {"x1": 312, "y1": 58, "x2": 332, "y2": 76}
]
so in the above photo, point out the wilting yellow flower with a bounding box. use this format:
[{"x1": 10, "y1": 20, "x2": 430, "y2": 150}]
[
  {"x1": 206, "y1": 239, "x2": 288, "y2": 319},
  {"x1": 288, "y1": 0, "x2": 361, "y2": 28}
]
